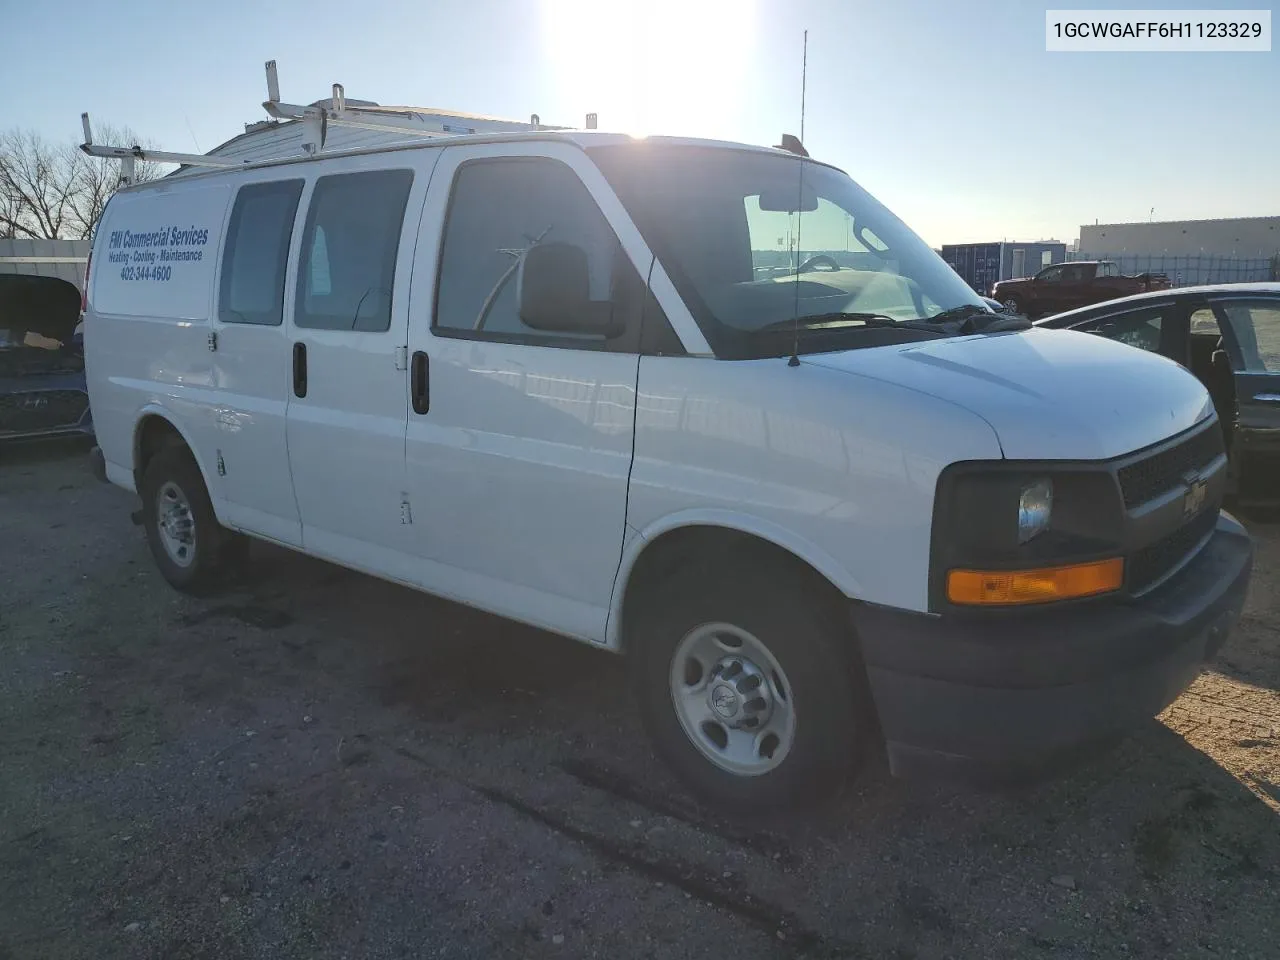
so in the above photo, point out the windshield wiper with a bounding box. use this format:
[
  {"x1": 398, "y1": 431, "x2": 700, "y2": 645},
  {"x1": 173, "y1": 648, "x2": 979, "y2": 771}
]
[
  {"x1": 753, "y1": 313, "x2": 953, "y2": 335},
  {"x1": 925, "y1": 304, "x2": 1032, "y2": 333}
]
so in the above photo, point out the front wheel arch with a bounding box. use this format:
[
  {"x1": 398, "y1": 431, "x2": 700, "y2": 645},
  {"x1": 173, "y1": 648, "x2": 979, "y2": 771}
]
[
  {"x1": 622, "y1": 529, "x2": 877, "y2": 809},
  {"x1": 617, "y1": 524, "x2": 855, "y2": 654}
]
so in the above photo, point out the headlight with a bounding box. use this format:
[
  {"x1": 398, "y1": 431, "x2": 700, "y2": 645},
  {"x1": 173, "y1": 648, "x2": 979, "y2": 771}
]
[
  {"x1": 1017, "y1": 479, "x2": 1053, "y2": 544},
  {"x1": 930, "y1": 464, "x2": 1125, "y2": 610}
]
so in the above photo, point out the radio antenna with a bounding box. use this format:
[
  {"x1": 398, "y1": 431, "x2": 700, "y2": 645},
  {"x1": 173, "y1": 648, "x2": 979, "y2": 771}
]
[{"x1": 788, "y1": 29, "x2": 808, "y2": 368}]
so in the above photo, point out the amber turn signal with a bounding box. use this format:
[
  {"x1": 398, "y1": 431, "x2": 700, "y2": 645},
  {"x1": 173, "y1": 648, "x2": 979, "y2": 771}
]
[{"x1": 946, "y1": 558, "x2": 1124, "y2": 606}]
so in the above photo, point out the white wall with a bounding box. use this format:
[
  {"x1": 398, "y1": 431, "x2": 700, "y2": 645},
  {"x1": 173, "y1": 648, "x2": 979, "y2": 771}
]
[{"x1": 0, "y1": 239, "x2": 90, "y2": 290}]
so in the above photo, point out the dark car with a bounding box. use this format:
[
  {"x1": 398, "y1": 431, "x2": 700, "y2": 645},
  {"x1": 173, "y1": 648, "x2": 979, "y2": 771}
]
[
  {"x1": 993, "y1": 260, "x2": 1171, "y2": 320},
  {"x1": 0, "y1": 275, "x2": 93, "y2": 443},
  {"x1": 1037, "y1": 283, "x2": 1280, "y2": 502}
]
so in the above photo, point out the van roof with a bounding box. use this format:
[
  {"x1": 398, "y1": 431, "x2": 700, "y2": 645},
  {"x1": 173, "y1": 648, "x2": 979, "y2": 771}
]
[{"x1": 125, "y1": 130, "x2": 822, "y2": 194}]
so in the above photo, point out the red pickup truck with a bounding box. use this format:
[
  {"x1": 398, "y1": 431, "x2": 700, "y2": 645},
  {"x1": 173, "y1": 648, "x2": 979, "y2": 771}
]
[{"x1": 991, "y1": 260, "x2": 1171, "y2": 319}]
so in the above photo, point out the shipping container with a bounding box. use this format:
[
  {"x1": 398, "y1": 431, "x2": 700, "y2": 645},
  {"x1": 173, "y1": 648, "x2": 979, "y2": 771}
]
[{"x1": 940, "y1": 241, "x2": 1067, "y2": 295}]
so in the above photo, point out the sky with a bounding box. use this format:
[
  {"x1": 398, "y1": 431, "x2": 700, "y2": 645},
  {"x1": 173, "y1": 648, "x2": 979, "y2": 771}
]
[{"x1": 2, "y1": 0, "x2": 1276, "y2": 247}]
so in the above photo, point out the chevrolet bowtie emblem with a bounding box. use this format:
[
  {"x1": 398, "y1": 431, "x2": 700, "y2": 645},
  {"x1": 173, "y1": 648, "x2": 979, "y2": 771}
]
[{"x1": 1182, "y1": 472, "x2": 1208, "y2": 518}]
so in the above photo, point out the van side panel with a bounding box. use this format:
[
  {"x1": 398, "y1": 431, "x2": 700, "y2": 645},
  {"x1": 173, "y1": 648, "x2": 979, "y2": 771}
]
[
  {"x1": 86, "y1": 183, "x2": 232, "y2": 505},
  {"x1": 621, "y1": 356, "x2": 1004, "y2": 624}
]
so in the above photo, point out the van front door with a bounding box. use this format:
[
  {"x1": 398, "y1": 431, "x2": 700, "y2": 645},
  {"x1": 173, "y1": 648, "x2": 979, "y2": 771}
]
[
  {"x1": 284, "y1": 160, "x2": 424, "y2": 576},
  {"x1": 404, "y1": 143, "x2": 648, "y2": 642}
]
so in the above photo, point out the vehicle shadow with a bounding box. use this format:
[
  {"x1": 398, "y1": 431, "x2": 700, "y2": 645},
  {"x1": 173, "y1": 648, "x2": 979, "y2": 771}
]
[
  {"x1": 234, "y1": 541, "x2": 1280, "y2": 956},
  {"x1": 109, "y1": 531, "x2": 1280, "y2": 959},
  {"x1": 0, "y1": 434, "x2": 94, "y2": 467}
]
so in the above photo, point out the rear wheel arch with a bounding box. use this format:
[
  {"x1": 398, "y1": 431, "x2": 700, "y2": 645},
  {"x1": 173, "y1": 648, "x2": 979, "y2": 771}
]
[{"x1": 131, "y1": 413, "x2": 218, "y2": 515}]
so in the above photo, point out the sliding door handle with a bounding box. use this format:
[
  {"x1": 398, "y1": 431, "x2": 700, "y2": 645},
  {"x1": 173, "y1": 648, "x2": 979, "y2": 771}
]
[{"x1": 411, "y1": 350, "x2": 430, "y2": 414}]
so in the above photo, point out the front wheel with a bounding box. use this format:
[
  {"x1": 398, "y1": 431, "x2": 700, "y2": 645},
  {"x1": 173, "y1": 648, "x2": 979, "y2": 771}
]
[{"x1": 629, "y1": 557, "x2": 872, "y2": 812}]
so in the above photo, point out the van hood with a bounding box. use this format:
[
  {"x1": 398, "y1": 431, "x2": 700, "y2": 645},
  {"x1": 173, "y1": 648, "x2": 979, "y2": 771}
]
[{"x1": 802, "y1": 327, "x2": 1214, "y2": 461}]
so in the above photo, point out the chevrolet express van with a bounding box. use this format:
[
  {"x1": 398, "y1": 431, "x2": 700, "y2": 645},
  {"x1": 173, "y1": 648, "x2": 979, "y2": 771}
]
[{"x1": 84, "y1": 131, "x2": 1253, "y2": 810}]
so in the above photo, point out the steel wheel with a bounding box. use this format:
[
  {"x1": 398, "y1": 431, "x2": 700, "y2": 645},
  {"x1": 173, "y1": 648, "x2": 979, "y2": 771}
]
[
  {"x1": 669, "y1": 622, "x2": 797, "y2": 777},
  {"x1": 155, "y1": 480, "x2": 196, "y2": 568}
]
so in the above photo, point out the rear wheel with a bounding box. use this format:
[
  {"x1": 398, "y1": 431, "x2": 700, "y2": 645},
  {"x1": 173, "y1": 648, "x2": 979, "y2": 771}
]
[
  {"x1": 629, "y1": 554, "x2": 872, "y2": 812},
  {"x1": 139, "y1": 445, "x2": 238, "y2": 594}
]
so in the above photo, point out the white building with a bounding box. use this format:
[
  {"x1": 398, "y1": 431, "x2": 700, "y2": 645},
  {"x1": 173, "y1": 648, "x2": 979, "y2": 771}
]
[
  {"x1": 0, "y1": 238, "x2": 90, "y2": 289},
  {"x1": 1079, "y1": 216, "x2": 1280, "y2": 258}
]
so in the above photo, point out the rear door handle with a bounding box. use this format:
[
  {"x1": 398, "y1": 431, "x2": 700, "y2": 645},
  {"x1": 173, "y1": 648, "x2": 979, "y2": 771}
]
[
  {"x1": 1253, "y1": 393, "x2": 1280, "y2": 403},
  {"x1": 411, "y1": 350, "x2": 429, "y2": 414},
  {"x1": 293, "y1": 342, "x2": 307, "y2": 398}
]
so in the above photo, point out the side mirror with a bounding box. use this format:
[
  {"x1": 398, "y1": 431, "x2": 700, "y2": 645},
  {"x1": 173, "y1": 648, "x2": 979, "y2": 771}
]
[{"x1": 517, "y1": 242, "x2": 624, "y2": 338}]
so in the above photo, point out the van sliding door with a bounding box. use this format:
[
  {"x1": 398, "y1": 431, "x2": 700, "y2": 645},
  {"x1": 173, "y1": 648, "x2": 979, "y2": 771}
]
[{"x1": 283, "y1": 155, "x2": 434, "y2": 576}]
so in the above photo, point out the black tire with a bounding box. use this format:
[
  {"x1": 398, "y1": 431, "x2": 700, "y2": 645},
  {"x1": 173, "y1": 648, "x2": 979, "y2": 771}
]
[
  {"x1": 139, "y1": 444, "x2": 235, "y2": 594},
  {"x1": 1003, "y1": 297, "x2": 1024, "y2": 317},
  {"x1": 628, "y1": 552, "x2": 872, "y2": 813}
]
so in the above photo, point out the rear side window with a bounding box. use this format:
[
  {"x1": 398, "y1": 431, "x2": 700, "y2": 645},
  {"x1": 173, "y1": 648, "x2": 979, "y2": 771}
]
[
  {"x1": 1220, "y1": 299, "x2": 1280, "y2": 373},
  {"x1": 219, "y1": 180, "x2": 303, "y2": 326},
  {"x1": 296, "y1": 170, "x2": 413, "y2": 332}
]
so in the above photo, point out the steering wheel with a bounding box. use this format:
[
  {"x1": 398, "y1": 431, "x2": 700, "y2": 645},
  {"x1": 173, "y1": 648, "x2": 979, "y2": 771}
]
[{"x1": 798, "y1": 254, "x2": 841, "y2": 273}]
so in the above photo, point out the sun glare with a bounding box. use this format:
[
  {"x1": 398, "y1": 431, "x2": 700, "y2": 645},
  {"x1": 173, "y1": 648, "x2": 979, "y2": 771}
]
[{"x1": 539, "y1": 0, "x2": 756, "y2": 139}]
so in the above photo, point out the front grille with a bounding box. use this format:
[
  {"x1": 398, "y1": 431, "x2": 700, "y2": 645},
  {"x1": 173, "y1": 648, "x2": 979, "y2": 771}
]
[
  {"x1": 1129, "y1": 506, "x2": 1218, "y2": 594},
  {"x1": 0, "y1": 349, "x2": 83, "y2": 378},
  {"x1": 1117, "y1": 425, "x2": 1224, "y2": 508},
  {"x1": 0, "y1": 390, "x2": 89, "y2": 434}
]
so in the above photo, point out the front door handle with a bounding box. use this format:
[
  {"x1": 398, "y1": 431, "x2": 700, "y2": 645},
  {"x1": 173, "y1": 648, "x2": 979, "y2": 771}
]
[
  {"x1": 411, "y1": 350, "x2": 429, "y2": 414},
  {"x1": 293, "y1": 342, "x2": 307, "y2": 398},
  {"x1": 1253, "y1": 393, "x2": 1280, "y2": 403}
]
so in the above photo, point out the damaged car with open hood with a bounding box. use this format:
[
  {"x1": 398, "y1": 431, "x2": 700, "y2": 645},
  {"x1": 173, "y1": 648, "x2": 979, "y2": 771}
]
[{"x1": 0, "y1": 274, "x2": 94, "y2": 443}]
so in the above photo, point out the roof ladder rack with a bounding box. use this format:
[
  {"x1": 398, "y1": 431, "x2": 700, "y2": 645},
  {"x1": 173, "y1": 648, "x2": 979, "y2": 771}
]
[
  {"x1": 262, "y1": 60, "x2": 465, "y2": 154},
  {"x1": 78, "y1": 114, "x2": 244, "y2": 186}
]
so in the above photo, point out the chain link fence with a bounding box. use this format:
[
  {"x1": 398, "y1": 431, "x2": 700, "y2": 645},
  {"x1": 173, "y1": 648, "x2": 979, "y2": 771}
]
[{"x1": 1068, "y1": 252, "x2": 1279, "y2": 287}]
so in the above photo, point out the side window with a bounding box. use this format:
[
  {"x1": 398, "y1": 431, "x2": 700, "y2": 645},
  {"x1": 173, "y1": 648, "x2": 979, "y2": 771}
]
[
  {"x1": 1061, "y1": 264, "x2": 1086, "y2": 283},
  {"x1": 1077, "y1": 307, "x2": 1164, "y2": 353},
  {"x1": 435, "y1": 158, "x2": 641, "y2": 348},
  {"x1": 296, "y1": 169, "x2": 413, "y2": 332},
  {"x1": 1220, "y1": 300, "x2": 1280, "y2": 373},
  {"x1": 1038, "y1": 266, "x2": 1063, "y2": 283},
  {"x1": 219, "y1": 179, "x2": 303, "y2": 325}
]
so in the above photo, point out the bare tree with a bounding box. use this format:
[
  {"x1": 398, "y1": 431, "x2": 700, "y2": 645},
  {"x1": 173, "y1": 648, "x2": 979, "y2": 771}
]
[{"x1": 0, "y1": 124, "x2": 165, "y2": 241}]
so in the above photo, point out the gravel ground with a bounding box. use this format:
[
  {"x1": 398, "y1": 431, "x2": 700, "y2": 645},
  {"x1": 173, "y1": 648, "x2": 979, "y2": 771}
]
[{"x1": 2, "y1": 438, "x2": 1278, "y2": 960}]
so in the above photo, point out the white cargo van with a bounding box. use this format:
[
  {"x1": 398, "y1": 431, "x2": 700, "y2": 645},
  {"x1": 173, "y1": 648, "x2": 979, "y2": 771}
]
[{"x1": 83, "y1": 111, "x2": 1252, "y2": 810}]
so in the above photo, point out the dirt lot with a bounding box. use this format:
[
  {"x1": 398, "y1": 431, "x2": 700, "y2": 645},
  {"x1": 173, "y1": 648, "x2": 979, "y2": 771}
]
[{"x1": 2, "y1": 439, "x2": 1278, "y2": 960}]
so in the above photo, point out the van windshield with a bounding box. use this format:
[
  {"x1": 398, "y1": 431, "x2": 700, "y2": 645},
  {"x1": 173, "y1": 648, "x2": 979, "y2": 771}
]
[{"x1": 590, "y1": 143, "x2": 986, "y2": 358}]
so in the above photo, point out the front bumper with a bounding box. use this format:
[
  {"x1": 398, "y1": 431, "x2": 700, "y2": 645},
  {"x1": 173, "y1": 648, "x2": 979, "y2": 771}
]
[{"x1": 853, "y1": 511, "x2": 1253, "y2": 782}]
